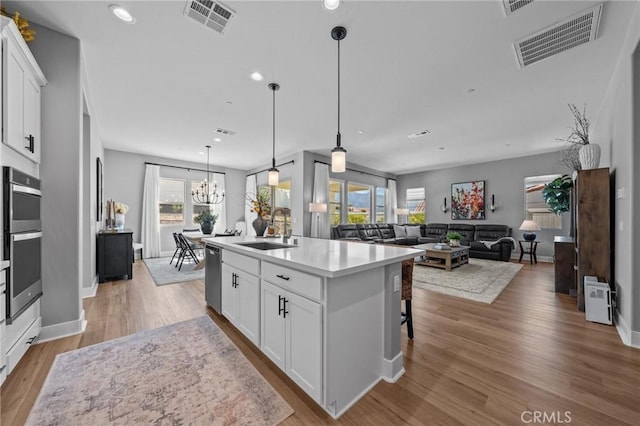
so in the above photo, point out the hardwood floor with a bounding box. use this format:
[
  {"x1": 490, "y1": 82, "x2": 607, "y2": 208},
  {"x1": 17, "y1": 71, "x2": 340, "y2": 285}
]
[{"x1": 2, "y1": 260, "x2": 639, "y2": 425}]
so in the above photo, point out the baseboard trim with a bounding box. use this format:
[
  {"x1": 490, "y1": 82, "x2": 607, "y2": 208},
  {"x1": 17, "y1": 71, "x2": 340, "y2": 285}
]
[
  {"x1": 82, "y1": 276, "x2": 98, "y2": 299},
  {"x1": 615, "y1": 309, "x2": 640, "y2": 349},
  {"x1": 509, "y1": 254, "x2": 553, "y2": 263},
  {"x1": 381, "y1": 351, "x2": 405, "y2": 383},
  {"x1": 38, "y1": 310, "x2": 86, "y2": 343}
]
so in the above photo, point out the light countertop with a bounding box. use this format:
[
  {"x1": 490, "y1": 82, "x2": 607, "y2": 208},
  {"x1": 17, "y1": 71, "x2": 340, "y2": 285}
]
[{"x1": 202, "y1": 236, "x2": 421, "y2": 278}]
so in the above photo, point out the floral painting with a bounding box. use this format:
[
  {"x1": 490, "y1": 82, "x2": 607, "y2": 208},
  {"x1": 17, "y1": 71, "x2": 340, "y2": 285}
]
[{"x1": 451, "y1": 181, "x2": 485, "y2": 220}]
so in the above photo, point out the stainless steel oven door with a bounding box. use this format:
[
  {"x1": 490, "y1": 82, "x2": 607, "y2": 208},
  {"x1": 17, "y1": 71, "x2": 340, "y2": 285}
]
[
  {"x1": 9, "y1": 184, "x2": 42, "y2": 233},
  {"x1": 8, "y1": 231, "x2": 42, "y2": 322}
]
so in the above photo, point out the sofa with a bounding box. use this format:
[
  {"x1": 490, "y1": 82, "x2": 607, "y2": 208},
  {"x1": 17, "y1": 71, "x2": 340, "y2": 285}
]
[{"x1": 331, "y1": 223, "x2": 514, "y2": 261}]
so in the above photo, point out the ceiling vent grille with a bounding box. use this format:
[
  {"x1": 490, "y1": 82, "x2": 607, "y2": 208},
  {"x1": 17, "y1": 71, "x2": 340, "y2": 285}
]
[
  {"x1": 214, "y1": 128, "x2": 236, "y2": 136},
  {"x1": 503, "y1": 0, "x2": 534, "y2": 15},
  {"x1": 184, "y1": 0, "x2": 235, "y2": 35},
  {"x1": 514, "y1": 3, "x2": 603, "y2": 68}
]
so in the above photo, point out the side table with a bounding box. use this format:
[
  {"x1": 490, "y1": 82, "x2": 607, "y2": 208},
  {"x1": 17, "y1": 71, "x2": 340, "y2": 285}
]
[{"x1": 518, "y1": 240, "x2": 540, "y2": 265}]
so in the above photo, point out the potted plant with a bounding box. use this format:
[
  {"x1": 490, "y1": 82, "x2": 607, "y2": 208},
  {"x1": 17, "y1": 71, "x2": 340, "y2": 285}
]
[
  {"x1": 446, "y1": 231, "x2": 463, "y2": 247},
  {"x1": 558, "y1": 103, "x2": 599, "y2": 170},
  {"x1": 194, "y1": 210, "x2": 218, "y2": 235},
  {"x1": 542, "y1": 174, "x2": 573, "y2": 215}
]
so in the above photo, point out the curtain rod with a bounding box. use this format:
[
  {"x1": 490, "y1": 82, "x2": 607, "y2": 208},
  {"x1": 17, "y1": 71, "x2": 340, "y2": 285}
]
[
  {"x1": 144, "y1": 162, "x2": 226, "y2": 175},
  {"x1": 313, "y1": 160, "x2": 392, "y2": 180},
  {"x1": 246, "y1": 160, "x2": 295, "y2": 177}
]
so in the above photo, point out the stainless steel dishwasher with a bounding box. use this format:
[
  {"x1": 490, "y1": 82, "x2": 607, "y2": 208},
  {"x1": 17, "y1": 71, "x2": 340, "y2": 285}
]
[{"x1": 205, "y1": 244, "x2": 222, "y2": 313}]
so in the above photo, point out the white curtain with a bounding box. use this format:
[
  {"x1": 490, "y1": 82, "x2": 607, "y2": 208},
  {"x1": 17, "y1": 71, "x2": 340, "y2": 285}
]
[
  {"x1": 141, "y1": 164, "x2": 161, "y2": 258},
  {"x1": 245, "y1": 175, "x2": 258, "y2": 236},
  {"x1": 386, "y1": 179, "x2": 398, "y2": 224},
  {"x1": 311, "y1": 163, "x2": 329, "y2": 238},
  {"x1": 211, "y1": 172, "x2": 226, "y2": 234}
]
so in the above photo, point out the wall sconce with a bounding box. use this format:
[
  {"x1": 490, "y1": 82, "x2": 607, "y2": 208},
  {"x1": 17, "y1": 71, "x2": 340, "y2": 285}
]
[
  {"x1": 490, "y1": 194, "x2": 496, "y2": 212},
  {"x1": 441, "y1": 197, "x2": 448, "y2": 213}
]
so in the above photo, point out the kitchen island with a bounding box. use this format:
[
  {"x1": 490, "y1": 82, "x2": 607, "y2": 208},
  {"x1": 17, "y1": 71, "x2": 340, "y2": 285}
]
[{"x1": 202, "y1": 235, "x2": 421, "y2": 419}]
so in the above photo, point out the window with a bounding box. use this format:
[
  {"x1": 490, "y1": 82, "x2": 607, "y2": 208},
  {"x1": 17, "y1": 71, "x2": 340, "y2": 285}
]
[
  {"x1": 329, "y1": 180, "x2": 343, "y2": 225},
  {"x1": 258, "y1": 180, "x2": 291, "y2": 235},
  {"x1": 190, "y1": 180, "x2": 212, "y2": 224},
  {"x1": 406, "y1": 187, "x2": 425, "y2": 223},
  {"x1": 375, "y1": 187, "x2": 386, "y2": 223},
  {"x1": 159, "y1": 178, "x2": 184, "y2": 224},
  {"x1": 347, "y1": 183, "x2": 372, "y2": 224}
]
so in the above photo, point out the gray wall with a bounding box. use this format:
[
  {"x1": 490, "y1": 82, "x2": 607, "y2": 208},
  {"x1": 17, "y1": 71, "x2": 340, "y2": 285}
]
[
  {"x1": 30, "y1": 23, "x2": 83, "y2": 326},
  {"x1": 104, "y1": 149, "x2": 246, "y2": 255},
  {"x1": 590, "y1": 1, "x2": 639, "y2": 338},
  {"x1": 397, "y1": 151, "x2": 572, "y2": 259}
]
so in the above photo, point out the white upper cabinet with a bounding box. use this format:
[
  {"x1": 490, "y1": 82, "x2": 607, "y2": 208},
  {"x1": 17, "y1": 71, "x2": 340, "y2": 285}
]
[{"x1": 2, "y1": 18, "x2": 47, "y2": 164}]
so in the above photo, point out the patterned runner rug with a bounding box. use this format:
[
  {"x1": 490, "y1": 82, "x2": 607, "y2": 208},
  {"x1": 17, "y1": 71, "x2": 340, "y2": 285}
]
[
  {"x1": 26, "y1": 316, "x2": 294, "y2": 425},
  {"x1": 412, "y1": 258, "x2": 523, "y2": 303}
]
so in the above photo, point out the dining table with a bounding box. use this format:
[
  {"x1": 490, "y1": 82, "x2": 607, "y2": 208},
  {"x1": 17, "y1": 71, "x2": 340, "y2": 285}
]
[{"x1": 182, "y1": 231, "x2": 237, "y2": 270}]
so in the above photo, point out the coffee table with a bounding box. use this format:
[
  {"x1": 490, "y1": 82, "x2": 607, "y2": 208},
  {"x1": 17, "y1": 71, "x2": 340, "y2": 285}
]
[{"x1": 413, "y1": 243, "x2": 470, "y2": 271}]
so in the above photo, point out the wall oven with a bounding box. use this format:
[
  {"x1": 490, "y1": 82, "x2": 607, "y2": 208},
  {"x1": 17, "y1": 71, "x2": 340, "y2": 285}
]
[{"x1": 3, "y1": 167, "x2": 42, "y2": 323}]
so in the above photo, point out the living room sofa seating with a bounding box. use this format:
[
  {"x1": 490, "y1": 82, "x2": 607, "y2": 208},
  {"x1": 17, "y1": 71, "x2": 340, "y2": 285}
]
[{"x1": 331, "y1": 223, "x2": 513, "y2": 261}]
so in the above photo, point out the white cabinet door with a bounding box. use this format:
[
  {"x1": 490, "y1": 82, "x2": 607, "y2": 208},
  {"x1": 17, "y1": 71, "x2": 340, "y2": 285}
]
[
  {"x1": 23, "y1": 76, "x2": 40, "y2": 162},
  {"x1": 237, "y1": 271, "x2": 260, "y2": 346},
  {"x1": 221, "y1": 264, "x2": 239, "y2": 325},
  {"x1": 3, "y1": 40, "x2": 25, "y2": 153},
  {"x1": 286, "y1": 291, "x2": 322, "y2": 403},
  {"x1": 260, "y1": 280, "x2": 285, "y2": 370}
]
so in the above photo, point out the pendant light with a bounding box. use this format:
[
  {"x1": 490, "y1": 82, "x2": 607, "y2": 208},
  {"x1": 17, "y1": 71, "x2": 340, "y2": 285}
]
[
  {"x1": 191, "y1": 145, "x2": 225, "y2": 205},
  {"x1": 268, "y1": 82, "x2": 280, "y2": 186},
  {"x1": 331, "y1": 26, "x2": 347, "y2": 173}
]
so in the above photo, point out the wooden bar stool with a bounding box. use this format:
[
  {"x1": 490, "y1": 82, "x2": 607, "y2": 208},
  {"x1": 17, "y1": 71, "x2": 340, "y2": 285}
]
[{"x1": 401, "y1": 258, "x2": 414, "y2": 339}]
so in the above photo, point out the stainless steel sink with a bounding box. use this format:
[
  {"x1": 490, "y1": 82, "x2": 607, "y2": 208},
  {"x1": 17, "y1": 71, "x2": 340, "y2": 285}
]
[{"x1": 234, "y1": 241, "x2": 296, "y2": 250}]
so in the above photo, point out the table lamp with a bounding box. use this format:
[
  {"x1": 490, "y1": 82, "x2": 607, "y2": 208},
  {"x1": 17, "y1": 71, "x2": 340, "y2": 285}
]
[
  {"x1": 519, "y1": 220, "x2": 540, "y2": 241},
  {"x1": 309, "y1": 202, "x2": 327, "y2": 238}
]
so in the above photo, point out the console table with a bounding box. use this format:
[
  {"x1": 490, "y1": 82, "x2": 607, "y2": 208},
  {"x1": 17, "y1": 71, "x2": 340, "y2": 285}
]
[
  {"x1": 97, "y1": 229, "x2": 133, "y2": 283},
  {"x1": 518, "y1": 240, "x2": 540, "y2": 264}
]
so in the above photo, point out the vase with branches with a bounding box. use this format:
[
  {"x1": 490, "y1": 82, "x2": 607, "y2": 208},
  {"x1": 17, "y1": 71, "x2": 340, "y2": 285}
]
[{"x1": 557, "y1": 103, "x2": 599, "y2": 170}]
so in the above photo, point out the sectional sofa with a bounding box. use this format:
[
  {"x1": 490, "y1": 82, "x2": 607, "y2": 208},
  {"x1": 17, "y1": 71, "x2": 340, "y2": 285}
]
[{"x1": 331, "y1": 223, "x2": 514, "y2": 262}]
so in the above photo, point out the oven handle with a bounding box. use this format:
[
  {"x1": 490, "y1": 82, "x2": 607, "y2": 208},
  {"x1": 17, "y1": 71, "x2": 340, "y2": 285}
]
[
  {"x1": 13, "y1": 231, "x2": 43, "y2": 241},
  {"x1": 11, "y1": 184, "x2": 42, "y2": 197}
]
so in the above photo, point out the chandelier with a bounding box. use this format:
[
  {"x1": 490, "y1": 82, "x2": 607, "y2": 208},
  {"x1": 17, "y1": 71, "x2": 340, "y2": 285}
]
[{"x1": 192, "y1": 145, "x2": 225, "y2": 205}]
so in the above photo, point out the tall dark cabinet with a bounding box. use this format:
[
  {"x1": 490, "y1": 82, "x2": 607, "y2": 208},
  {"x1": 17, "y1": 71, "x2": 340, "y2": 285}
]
[
  {"x1": 97, "y1": 229, "x2": 133, "y2": 283},
  {"x1": 573, "y1": 168, "x2": 611, "y2": 311}
]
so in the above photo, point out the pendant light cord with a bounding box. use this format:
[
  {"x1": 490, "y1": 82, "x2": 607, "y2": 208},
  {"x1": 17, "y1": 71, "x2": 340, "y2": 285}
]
[
  {"x1": 272, "y1": 87, "x2": 276, "y2": 168},
  {"x1": 337, "y1": 37, "x2": 341, "y2": 142}
]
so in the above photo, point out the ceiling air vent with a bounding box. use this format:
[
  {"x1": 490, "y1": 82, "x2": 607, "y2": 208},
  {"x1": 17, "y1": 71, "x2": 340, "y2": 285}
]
[
  {"x1": 503, "y1": 0, "x2": 534, "y2": 15},
  {"x1": 184, "y1": 0, "x2": 236, "y2": 35},
  {"x1": 514, "y1": 3, "x2": 603, "y2": 68},
  {"x1": 214, "y1": 128, "x2": 236, "y2": 136}
]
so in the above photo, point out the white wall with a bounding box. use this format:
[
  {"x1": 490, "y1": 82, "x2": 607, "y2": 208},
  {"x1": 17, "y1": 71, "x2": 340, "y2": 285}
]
[
  {"x1": 590, "y1": 1, "x2": 640, "y2": 344},
  {"x1": 397, "y1": 151, "x2": 572, "y2": 259}
]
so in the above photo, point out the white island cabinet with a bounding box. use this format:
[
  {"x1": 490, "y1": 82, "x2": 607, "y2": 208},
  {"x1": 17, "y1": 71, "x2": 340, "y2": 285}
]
[{"x1": 204, "y1": 236, "x2": 421, "y2": 419}]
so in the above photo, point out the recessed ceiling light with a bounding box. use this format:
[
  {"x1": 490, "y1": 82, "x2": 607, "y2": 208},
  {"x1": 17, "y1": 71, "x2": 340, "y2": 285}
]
[
  {"x1": 467, "y1": 88, "x2": 476, "y2": 93},
  {"x1": 438, "y1": 147, "x2": 445, "y2": 150},
  {"x1": 357, "y1": 130, "x2": 365, "y2": 134},
  {"x1": 251, "y1": 72, "x2": 264, "y2": 81},
  {"x1": 198, "y1": 151, "x2": 204, "y2": 155},
  {"x1": 213, "y1": 138, "x2": 222, "y2": 142},
  {"x1": 109, "y1": 4, "x2": 136, "y2": 23},
  {"x1": 408, "y1": 130, "x2": 431, "y2": 139},
  {"x1": 323, "y1": 0, "x2": 340, "y2": 11}
]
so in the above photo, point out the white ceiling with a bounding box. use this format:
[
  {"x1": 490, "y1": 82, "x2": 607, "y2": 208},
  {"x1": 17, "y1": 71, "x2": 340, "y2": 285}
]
[{"x1": 5, "y1": 0, "x2": 635, "y2": 174}]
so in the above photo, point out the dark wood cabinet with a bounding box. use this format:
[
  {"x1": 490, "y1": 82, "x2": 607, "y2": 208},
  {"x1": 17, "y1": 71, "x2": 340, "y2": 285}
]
[
  {"x1": 554, "y1": 236, "x2": 576, "y2": 294},
  {"x1": 97, "y1": 229, "x2": 133, "y2": 283},
  {"x1": 573, "y1": 168, "x2": 611, "y2": 311}
]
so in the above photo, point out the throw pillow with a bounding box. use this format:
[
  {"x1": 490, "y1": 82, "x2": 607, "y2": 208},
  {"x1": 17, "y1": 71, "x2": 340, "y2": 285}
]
[
  {"x1": 393, "y1": 224, "x2": 406, "y2": 237},
  {"x1": 405, "y1": 225, "x2": 421, "y2": 237}
]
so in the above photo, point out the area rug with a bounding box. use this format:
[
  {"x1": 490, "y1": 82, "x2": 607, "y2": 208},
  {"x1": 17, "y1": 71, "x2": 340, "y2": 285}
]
[
  {"x1": 26, "y1": 316, "x2": 294, "y2": 425},
  {"x1": 412, "y1": 258, "x2": 523, "y2": 303},
  {"x1": 143, "y1": 256, "x2": 204, "y2": 286}
]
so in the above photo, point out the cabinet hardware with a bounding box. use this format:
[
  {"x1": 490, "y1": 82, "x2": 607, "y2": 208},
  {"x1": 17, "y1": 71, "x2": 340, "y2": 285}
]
[
  {"x1": 26, "y1": 336, "x2": 36, "y2": 345},
  {"x1": 24, "y1": 135, "x2": 34, "y2": 153},
  {"x1": 276, "y1": 274, "x2": 290, "y2": 281},
  {"x1": 232, "y1": 273, "x2": 238, "y2": 288},
  {"x1": 278, "y1": 295, "x2": 284, "y2": 316},
  {"x1": 283, "y1": 298, "x2": 289, "y2": 318}
]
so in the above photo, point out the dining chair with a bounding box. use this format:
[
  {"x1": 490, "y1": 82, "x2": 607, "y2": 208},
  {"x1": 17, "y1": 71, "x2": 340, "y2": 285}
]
[
  {"x1": 169, "y1": 232, "x2": 181, "y2": 266},
  {"x1": 177, "y1": 233, "x2": 200, "y2": 271}
]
